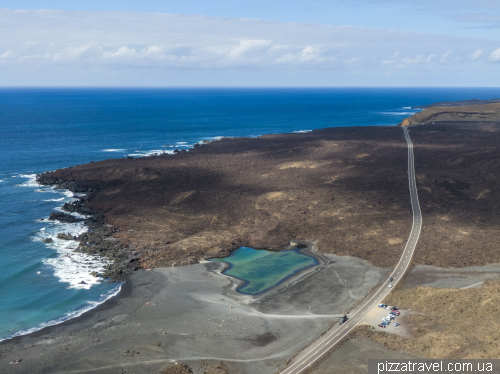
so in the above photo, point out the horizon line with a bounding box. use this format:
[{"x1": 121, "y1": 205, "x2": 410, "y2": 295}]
[{"x1": 1, "y1": 86, "x2": 500, "y2": 89}]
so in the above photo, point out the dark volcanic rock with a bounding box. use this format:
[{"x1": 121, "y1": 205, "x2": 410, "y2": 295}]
[
  {"x1": 49, "y1": 212, "x2": 82, "y2": 223},
  {"x1": 38, "y1": 181, "x2": 137, "y2": 281},
  {"x1": 42, "y1": 238, "x2": 54, "y2": 243},
  {"x1": 407, "y1": 121, "x2": 500, "y2": 268},
  {"x1": 36, "y1": 122, "x2": 500, "y2": 274},
  {"x1": 57, "y1": 233, "x2": 75, "y2": 240},
  {"x1": 37, "y1": 126, "x2": 413, "y2": 270}
]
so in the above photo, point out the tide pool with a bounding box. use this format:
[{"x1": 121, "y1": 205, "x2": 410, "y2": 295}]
[{"x1": 212, "y1": 246, "x2": 318, "y2": 295}]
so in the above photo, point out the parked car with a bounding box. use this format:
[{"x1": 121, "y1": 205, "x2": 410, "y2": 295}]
[
  {"x1": 392, "y1": 306, "x2": 399, "y2": 311},
  {"x1": 388, "y1": 284, "x2": 393, "y2": 288},
  {"x1": 394, "y1": 311, "x2": 400, "y2": 315},
  {"x1": 378, "y1": 324, "x2": 385, "y2": 328},
  {"x1": 386, "y1": 306, "x2": 392, "y2": 310},
  {"x1": 394, "y1": 323, "x2": 400, "y2": 327},
  {"x1": 381, "y1": 321, "x2": 389, "y2": 325},
  {"x1": 378, "y1": 304, "x2": 385, "y2": 308},
  {"x1": 389, "y1": 277, "x2": 394, "y2": 282}
]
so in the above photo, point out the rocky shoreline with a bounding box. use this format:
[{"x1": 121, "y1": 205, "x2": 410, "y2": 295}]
[
  {"x1": 37, "y1": 174, "x2": 140, "y2": 281},
  {"x1": 33, "y1": 126, "x2": 414, "y2": 275}
]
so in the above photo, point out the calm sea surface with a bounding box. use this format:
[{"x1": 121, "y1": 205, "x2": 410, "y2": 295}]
[{"x1": 1, "y1": 87, "x2": 500, "y2": 341}]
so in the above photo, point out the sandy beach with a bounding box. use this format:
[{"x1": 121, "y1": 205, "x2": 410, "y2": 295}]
[{"x1": 0, "y1": 242, "x2": 388, "y2": 373}]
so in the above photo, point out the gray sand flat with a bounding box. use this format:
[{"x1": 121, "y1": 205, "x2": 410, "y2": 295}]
[
  {"x1": 401, "y1": 264, "x2": 500, "y2": 290},
  {"x1": 313, "y1": 337, "x2": 421, "y2": 374},
  {"x1": 0, "y1": 252, "x2": 388, "y2": 374}
]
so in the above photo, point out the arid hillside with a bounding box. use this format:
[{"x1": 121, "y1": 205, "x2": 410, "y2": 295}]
[
  {"x1": 409, "y1": 122, "x2": 500, "y2": 267},
  {"x1": 38, "y1": 126, "x2": 412, "y2": 269},
  {"x1": 38, "y1": 121, "x2": 500, "y2": 272},
  {"x1": 358, "y1": 280, "x2": 500, "y2": 359}
]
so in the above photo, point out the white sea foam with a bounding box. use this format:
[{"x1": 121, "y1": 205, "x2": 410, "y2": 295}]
[
  {"x1": 293, "y1": 130, "x2": 312, "y2": 133},
  {"x1": 102, "y1": 149, "x2": 126, "y2": 152},
  {"x1": 379, "y1": 111, "x2": 418, "y2": 116},
  {"x1": 43, "y1": 248, "x2": 112, "y2": 290},
  {"x1": 16, "y1": 174, "x2": 113, "y2": 291},
  {"x1": 16, "y1": 174, "x2": 39, "y2": 187},
  {"x1": 0, "y1": 284, "x2": 122, "y2": 343},
  {"x1": 176, "y1": 141, "x2": 188, "y2": 144},
  {"x1": 36, "y1": 220, "x2": 112, "y2": 290},
  {"x1": 127, "y1": 149, "x2": 175, "y2": 157},
  {"x1": 54, "y1": 206, "x2": 91, "y2": 219},
  {"x1": 43, "y1": 197, "x2": 65, "y2": 202}
]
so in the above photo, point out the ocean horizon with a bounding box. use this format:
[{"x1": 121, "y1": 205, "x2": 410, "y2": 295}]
[{"x1": 2, "y1": 87, "x2": 500, "y2": 342}]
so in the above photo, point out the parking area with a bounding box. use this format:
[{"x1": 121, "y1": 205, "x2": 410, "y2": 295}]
[{"x1": 360, "y1": 305, "x2": 411, "y2": 338}]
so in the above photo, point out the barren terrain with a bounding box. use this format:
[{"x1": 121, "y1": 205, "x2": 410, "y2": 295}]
[
  {"x1": 38, "y1": 126, "x2": 412, "y2": 271},
  {"x1": 0, "y1": 253, "x2": 388, "y2": 374},
  {"x1": 28, "y1": 120, "x2": 500, "y2": 371},
  {"x1": 409, "y1": 122, "x2": 500, "y2": 267},
  {"x1": 401, "y1": 103, "x2": 500, "y2": 126},
  {"x1": 362, "y1": 280, "x2": 500, "y2": 359}
]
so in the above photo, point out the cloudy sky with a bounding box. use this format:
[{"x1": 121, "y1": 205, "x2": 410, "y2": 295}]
[{"x1": 1, "y1": 0, "x2": 499, "y2": 86}]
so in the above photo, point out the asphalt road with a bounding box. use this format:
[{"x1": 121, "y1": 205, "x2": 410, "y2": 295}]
[{"x1": 280, "y1": 127, "x2": 422, "y2": 374}]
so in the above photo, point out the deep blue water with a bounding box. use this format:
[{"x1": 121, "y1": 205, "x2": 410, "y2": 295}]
[{"x1": 1, "y1": 87, "x2": 500, "y2": 341}]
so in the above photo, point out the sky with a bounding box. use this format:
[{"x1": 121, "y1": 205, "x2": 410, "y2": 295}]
[{"x1": 1, "y1": 0, "x2": 500, "y2": 86}]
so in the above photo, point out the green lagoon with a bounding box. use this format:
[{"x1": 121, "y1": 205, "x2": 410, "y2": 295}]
[{"x1": 211, "y1": 246, "x2": 318, "y2": 295}]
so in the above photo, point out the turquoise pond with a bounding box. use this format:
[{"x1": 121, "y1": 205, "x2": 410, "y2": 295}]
[{"x1": 211, "y1": 247, "x2": 318, "y2": 295}]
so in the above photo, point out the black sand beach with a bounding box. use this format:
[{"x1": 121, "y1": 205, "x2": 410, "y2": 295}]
[{"x1": 0, "y1": 245, "x2": 388, "y2": 373}]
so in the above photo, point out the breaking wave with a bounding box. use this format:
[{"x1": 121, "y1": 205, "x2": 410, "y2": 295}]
[{"x1": 0, "y1": 284, "x2": 122, "y2": 343}]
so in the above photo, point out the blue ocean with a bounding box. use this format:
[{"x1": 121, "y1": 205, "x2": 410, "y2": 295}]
[{"x1": 1, "y1": 87, "x2": 500, "y2": 341}]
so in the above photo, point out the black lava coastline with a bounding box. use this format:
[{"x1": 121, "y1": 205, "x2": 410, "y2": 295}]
[{"x1": 37, "y1": 174, "x2": 140, "y2": 281}]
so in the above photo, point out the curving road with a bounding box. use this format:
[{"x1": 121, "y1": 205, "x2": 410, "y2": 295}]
[{"x1": 280, "y1": 127, "x2": 422, "y2": 374}]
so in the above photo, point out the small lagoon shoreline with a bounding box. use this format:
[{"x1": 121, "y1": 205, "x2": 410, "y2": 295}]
[{"x1": 206, "y1": 241, "x2": 331, "y2": 299}]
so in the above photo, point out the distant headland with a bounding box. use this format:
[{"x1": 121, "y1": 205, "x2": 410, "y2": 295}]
[{"x1": 400, "y1": 98, "x2": 500, "y2": 126}]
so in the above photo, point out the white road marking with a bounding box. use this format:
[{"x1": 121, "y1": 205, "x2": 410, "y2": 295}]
[{"x1": 280, "y1": 127, "x2": 422, "y2": 374}]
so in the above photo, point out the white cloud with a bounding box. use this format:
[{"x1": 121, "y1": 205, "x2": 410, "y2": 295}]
[
  {"x1": 229, "y1": 40, "x2": 272, "y2": 59},
  {"x1": 470, "y1": 49, "x2": 484, "y2": 61},
  {"x1": 1, "y1": 9, "x2": 500, "y2": 85},
  {"x1": 300, "y1": 46, "x2": 321, "y2": 61},
  {"x1": 402, "y1": 55, "x2": 425, "y2": 64},
  {"x1": 0, "y1": 50, "x2": 16, "y2": 59},
  {"x1": 488, "y1": 48, "x2": 500, "y2": 62}
]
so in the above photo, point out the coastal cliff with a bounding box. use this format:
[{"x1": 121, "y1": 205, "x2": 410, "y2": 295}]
[{"x1": 400, "y1": 102, "x2": 500, "y2": 126}]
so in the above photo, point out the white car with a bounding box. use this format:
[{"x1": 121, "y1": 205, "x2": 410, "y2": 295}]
[
  {"x1": 394, "y1": 322, "x2": 400, "y2": 327},
  {"x1": 388, "y1": 284, "x2": 393, "y2": 288}
]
